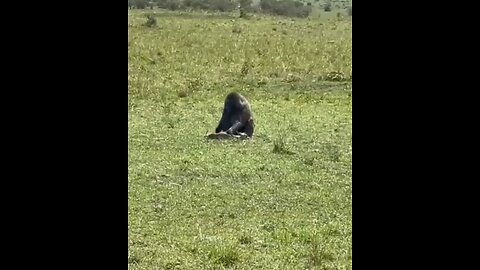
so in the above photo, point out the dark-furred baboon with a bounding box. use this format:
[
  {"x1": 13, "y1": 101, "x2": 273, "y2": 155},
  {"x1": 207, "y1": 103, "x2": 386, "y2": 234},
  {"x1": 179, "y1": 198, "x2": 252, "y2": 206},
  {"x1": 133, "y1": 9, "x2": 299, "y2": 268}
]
[{"x1": 215, "y1": 92, "x2": 254, "y2": 138}]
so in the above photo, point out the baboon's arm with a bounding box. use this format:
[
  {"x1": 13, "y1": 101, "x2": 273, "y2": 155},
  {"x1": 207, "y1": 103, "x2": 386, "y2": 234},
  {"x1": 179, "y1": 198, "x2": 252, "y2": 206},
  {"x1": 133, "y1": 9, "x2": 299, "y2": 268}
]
[{"x1": 226, "y1": 120, "x2": 242, "y2": 134}]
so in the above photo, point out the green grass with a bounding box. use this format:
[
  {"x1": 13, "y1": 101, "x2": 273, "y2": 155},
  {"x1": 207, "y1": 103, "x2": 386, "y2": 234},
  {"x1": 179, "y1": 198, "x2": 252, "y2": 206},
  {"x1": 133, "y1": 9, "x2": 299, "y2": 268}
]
[{"x1": 128, "y1": 9, "x2": 351, "y2": 270}]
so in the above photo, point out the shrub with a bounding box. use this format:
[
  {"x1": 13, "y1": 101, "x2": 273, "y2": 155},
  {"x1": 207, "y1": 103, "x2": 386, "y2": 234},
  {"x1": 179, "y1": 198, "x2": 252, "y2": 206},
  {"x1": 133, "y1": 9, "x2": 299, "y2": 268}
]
[
  {"x1": 156, "y1": 0, "x2": 181, "y2": 10},
  {"x1": 260, "y1": 0, "x2": 312, "y2": 18},
  {"x1": 324, "y1": 2, "x2": 331, "y2": 12},
  {"x1": 183, "y1": 0, "x2": 236, "y2": 12},
  {"x1": 133, "y1": 0, "x2": 147, "y2": 9}
]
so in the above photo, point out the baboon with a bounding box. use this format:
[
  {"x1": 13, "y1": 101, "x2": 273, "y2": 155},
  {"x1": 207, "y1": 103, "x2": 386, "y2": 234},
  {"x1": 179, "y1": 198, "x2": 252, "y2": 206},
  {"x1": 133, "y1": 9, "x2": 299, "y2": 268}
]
[{"x1": 215, "y1": 92, "x2": 254, "y2": 138}]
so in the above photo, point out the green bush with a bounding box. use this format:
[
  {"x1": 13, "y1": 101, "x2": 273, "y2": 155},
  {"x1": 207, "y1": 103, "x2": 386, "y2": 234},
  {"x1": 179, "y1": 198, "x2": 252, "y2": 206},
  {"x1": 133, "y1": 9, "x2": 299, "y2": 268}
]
[
  {"x1": 324, "y1": 2, "x2": 332, "y2": 12},
  {"x1": 183, "y1": 0, "x2": 236, "y2": 12},
  {"x1": 133, "y1": 0, "x2": 147, "y2": 9},
  {"x1": 156, "y1": 0, "x2": 181, "y2": 10},
  {"x1": 260, "y1": 0, "x2": 312, "y2": 18}
]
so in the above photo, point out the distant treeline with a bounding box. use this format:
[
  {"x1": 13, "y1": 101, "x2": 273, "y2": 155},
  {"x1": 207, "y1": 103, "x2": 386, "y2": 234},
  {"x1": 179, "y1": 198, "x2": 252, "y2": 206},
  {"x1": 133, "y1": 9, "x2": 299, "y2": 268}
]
[{"x1": 128, "y1": 0, "x2": 315, "y2": 18}]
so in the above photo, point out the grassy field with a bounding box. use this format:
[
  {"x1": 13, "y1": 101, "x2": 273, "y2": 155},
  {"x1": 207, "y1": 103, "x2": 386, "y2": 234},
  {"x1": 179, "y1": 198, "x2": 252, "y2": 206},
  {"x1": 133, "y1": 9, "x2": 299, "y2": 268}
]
[{"x1": 128, "y1": 8, "x2": 352, "y2": 270}]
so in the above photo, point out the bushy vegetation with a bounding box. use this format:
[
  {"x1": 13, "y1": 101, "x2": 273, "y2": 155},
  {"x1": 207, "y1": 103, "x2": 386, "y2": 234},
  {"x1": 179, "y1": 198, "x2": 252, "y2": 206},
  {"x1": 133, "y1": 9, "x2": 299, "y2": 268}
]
[
  {"x1": 182, "y1": 0, "x2": 237, "y2": 12},
  {"x1": 129, "y1": 0, "x2": 316, "y2": 18},
  {"x1": 130, "y1": 0, "x2": 147, "y2": 9},
  {"x1": 259, "y1": 0, "x2": 312, "y2": 18},
  {"x1": 324, "y1": 2, "x2": 332, "y2": 12}
]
